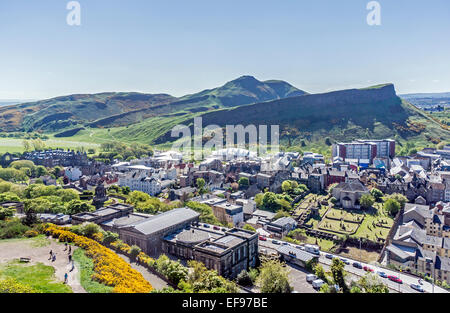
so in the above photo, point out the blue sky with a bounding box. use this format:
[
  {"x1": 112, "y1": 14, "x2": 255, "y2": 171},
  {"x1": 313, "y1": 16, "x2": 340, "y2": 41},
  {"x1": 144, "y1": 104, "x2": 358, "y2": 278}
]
[{"x1": 0, "y1": 0, "x2": 449, "y2": 100}]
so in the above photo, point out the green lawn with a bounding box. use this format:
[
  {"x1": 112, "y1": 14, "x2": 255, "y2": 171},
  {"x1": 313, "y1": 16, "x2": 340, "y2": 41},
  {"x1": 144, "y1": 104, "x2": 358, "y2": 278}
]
[
  {"x1": 319, "y1": 218, "x2": 360, "y2": 234},
  {"x1": 72, "y1": 248, "x2": 113, "y2": 293},
  {"x1": 0, "y1": 137, "x2": 99, "y2": 153},
  {"x1": 0, "y1": 261, "x2": 72, "y2": 293},
  {"x1": 354, "y1": 203, "x2": 394, "y2": 241}
]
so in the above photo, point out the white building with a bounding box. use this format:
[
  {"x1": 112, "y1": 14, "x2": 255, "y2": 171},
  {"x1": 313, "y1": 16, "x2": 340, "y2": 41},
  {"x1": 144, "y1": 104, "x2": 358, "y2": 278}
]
[
  {"x1": 118, "y1": 171, "x2": 164, "y2": 196},
  {"x1": 64, "y1": 167, "x2": 82, "y2": 181}
]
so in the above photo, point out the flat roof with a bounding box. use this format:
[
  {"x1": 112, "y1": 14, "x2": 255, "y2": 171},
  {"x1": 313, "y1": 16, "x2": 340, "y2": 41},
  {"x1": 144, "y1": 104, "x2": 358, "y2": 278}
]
[{"x1": 214, "y1": 235, "x2": 245, "y2": 247}]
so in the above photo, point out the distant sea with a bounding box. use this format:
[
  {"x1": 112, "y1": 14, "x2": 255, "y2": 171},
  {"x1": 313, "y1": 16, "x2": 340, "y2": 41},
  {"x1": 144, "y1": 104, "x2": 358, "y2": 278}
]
[{"x1": 0, "y1": 99, "x2": 35, "y2": 106}]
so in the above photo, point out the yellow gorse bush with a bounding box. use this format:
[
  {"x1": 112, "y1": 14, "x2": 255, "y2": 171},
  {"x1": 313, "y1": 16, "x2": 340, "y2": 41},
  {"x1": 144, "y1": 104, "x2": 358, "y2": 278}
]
[{"x1": 45, "y1": 225, "x2": 153, "y2": 293}]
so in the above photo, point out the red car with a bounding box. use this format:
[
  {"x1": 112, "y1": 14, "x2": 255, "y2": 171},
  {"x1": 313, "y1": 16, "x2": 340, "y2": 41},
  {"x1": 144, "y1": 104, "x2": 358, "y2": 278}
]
[
  {"x1": 388, "y1": 276, "x2": 403, "y2": 284},
  {"x1": 213, "y1": 226, "x2": 220, "y2": 230},
  {"x1": 363, "y1": 266, "x2": 374, "y2": 272},
  {"x1": 259, "y1": 236, "x2": 267, "y2": 241}
]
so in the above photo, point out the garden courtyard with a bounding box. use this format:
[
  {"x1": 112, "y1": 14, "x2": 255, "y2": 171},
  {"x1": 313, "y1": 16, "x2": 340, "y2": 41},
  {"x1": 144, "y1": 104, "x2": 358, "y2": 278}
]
[{"x1": 303, "y1": 200, "x2": 394, "y2": 242}]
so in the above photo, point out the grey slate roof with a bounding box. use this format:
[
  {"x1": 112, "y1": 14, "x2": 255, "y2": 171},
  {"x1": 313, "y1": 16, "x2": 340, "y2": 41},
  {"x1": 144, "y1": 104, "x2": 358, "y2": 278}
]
[
  {"x1": 132, "y1": 207, "x2": 200, "y2": 235},
  {"x1": 276, "y1": 245, "x2": 317, "y2": 262}
]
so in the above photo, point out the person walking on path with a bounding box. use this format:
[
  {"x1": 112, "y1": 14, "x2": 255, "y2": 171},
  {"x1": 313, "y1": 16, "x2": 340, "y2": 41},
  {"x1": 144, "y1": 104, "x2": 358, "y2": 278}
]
[
  {"x1": 68, "y1": 254, "x2": 72, "y2": 263},
  {"x1": 68, "y1": 246, "x2": 72, "y2": 254},
  {"x1": 64, "y1": 243, "x2": 68, "y2": 251},
  {"x1": 48, "y1": 250, "x2": 53, "y2": 260},
  {"x1": 64, "y1": 273, "x2": 68, "y2": 284},
  {"x1": 52, "y1": 254, "x2": 56, "y2": 262}
]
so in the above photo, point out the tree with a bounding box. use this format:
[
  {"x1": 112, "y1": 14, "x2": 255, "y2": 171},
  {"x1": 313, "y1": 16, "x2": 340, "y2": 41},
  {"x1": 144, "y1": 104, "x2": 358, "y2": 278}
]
[
  {"x1": 0, "y1": 207, "x2": 15, "y2": 220},
  {"x1": 66, "y1": 200, "x2": 94, "y2": 215},
  {"x1": 236, "y1": 270, "x2": 253, "y2": 286},
  {"x1": 238, "y1": 177, "x2": 249, "y2": 188},
  {"x1": 103, "y1": 231, "x2": 119, "y2": 245},
  {"x1": 22, "y1": 140, "x2": 32, "y2": 152},
  {"x1": 314, "y1": 264, "x2": 328, "y2": 283},
  {"x1": 22, "y1": 208, "x2": 39, "y2": 226},
  {"x1": 370, "y1": 188, "x2": 384, "y2": 202},
  {"x1": 262, "y1": 192, "x2": 280, "y2": 212},
  {"x1": 78, "y1": 222, "x2": 102, "y2": 238},
  {"x1": 384, "y1": 193, "x2": 407, "y2": 209},
  {"x1": 242, "y1": 224, "x2": 256, "y2": 232},
  {"x1": 256, "y1": 258, "x2": 292, "y2": 293},
  {"x1": 355, "y1": 273, "x2": 389, "y2": 293},
  {"x1": 274, "y1": 210, "x2": 290, "y2": 220},
  {"x1": 330, "y1": 258, "x2": 348, "y2": 292},
  {"x1": 384, "y1": 198, "x2": 401, "y2": 216},
  {"x1": 282, "y1": 180, "x2": 292, "y2": 193},
  {"x1": 129, "y1": 245, "x2": 142, "y2": 261},
  {"x1": 254, "y1": 193, "x2": 264, "y2": 208},
  {"x1": 360, "y1": 194, "x2": 375, "y2": 209},
  {"x1": 196, "y1": 178, "x2": 206, "y2": 195}
]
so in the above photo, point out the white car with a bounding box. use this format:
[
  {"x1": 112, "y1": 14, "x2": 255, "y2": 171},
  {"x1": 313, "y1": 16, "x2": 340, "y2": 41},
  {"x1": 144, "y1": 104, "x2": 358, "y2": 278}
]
[
  {"x1": 312, "y1": 279, "x2": 325, "y2": 289},
  {"x1": 410, "y1": 284, "x2": 424, "y2": 292},
  {"x1": 306, "y1": 274, "x2": 317, "y2": 283}
]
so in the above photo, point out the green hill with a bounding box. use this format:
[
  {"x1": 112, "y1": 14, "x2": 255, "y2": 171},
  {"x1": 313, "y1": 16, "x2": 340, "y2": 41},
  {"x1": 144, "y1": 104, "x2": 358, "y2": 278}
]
[
  {"x1": 0, "y1": 76, "x2": 305, "y2": 132},
  {"x1": 107, "y1": 84, "x2": 449, "y2": 154}
]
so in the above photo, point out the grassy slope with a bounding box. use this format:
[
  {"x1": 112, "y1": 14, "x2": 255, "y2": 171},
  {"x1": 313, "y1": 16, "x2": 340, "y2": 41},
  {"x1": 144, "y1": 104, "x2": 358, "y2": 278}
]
[
  {"x1": 49, "y1": 97, "x2": 449, "y2": 156},
  {"x1": 0, "y1": 261, "x2": 72, "y2": 293},
  {"x1": 72, "y1": 248, "x2": 113, "y2": 293}
]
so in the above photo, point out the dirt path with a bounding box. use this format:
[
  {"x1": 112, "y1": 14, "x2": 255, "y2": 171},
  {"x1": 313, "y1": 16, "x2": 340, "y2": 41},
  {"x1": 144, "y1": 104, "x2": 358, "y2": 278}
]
[{"x1": 0, "y1": 237, "x2": 86, "y2": 293}]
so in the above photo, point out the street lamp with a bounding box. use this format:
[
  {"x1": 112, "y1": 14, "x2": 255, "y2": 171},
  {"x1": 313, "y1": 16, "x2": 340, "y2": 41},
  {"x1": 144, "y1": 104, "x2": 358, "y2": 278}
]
[
  {"x1": 359, "y1": 238, "x2": 362, "y2": 263},
  {"x1": 425, "y1": 257, "x2": 435, "y2": 294}
]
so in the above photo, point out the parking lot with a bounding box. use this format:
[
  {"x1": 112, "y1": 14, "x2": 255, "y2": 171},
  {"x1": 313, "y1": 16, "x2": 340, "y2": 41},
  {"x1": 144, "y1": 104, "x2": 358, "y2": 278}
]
[{"x1": 286, "y1": 263, "x2": 317, "y2": 293}]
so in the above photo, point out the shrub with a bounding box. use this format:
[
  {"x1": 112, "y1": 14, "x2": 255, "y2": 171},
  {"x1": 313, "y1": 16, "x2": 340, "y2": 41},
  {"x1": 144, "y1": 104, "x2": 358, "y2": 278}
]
[
  {"x1": 129, "y1": 245, "x2": 142, "y2": 261},
  {"x1": 24, "y1": 230, "x2": 39, "y2": 238},
  {"x1": 236, "y1": 270, "x2": 253, "y2": 286},
  {"x1": 45, "y1": 224, "x2": 153, "y2": 293},
  {"x1": 103, "y1": 231, "x2": 119, "y2": 245},
  {"x1": 0, "y1": 218, "x2": 30, "y2": 239},
  {"x1": 0, "y1": 278, "x2": 37, "y2": 293}
]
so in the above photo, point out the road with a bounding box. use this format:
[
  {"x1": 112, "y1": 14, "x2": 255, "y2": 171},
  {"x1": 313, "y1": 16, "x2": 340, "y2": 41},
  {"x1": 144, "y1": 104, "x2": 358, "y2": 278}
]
[
  {"x1": 258, "y1": 238, "x2": 448, "y2": 294},
  {"x1": 181, "y1": 223, "x2": 448, "y2": 293}
]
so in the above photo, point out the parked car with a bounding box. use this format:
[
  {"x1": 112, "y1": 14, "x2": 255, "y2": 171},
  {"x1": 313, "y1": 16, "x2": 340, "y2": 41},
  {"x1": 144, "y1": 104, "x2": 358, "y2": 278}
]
[
  {"x1": 203, "y1": 224, "x2": 210, "y2": 228},
  {"x1": 272, "y1": 240, "x2": 280, "y2": 245},
  {"x1": 410, "y1": 284, "x2": 424, "y2": 292},
  {"x1": 325, "y1": 254, "x2": 334, "y2": 259},
  {"x1": 295, "y1": 245, "x2": 304, "y2": 250},
  {"x1": 221, "y1": 228, "x2": 227, "y2": 232},
  {"x1": 312, "y1": 279, "x2": 325, "y2": 289},
  {"x1": 306, "y1": 274, "x2": 317, "y2": 283},
  {"x1": 377, "y1": 271, "x2": 388, "y2": 278},
  {"x1": 213, "y1": 226, "x2": 220, "y2": 230},
  {"x1": 363, "y1": 266, "x2": 374, "y2": 272},
  {"x1": 282, "y1": 242, "x2": 289, "y2": 246},
  {"x1": 259, "y1": 236, "x2": 267, "y2": 241},
  {"x1": 388, "y1": 275, "x2": 403, "y2": 283},
  {"x1": 340, "y1": 258, "x2": 350, "y2": 265},
  {"x1": 353, "y1": 262, "x2": 363, "y2": 269}
]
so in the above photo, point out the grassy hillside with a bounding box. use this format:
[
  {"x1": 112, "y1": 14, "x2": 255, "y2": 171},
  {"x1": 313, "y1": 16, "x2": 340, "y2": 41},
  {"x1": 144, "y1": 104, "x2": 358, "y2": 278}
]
[
  {"x1": 2, "y1": 80, "x2": 448, "y2": 157},
  {"x1": 56, "y1": 83, "x2": 449, "y2": 158},
  {"x1": 0, "y1": 76, "x2": 305, "y2": 133}
]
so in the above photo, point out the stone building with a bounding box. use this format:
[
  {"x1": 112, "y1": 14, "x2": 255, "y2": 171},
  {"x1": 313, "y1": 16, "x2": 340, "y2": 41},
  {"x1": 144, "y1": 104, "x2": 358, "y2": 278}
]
[
  {"x1": 331, "y1": 180, "x2": 370, "y2": 209},
  {"x1": 71, "y1": 203, "x2": 133, "y2": 225},
  {"x1": 117, "y1": 207, "x2": 200, "y2": 256},
  {"x1": 163, "y1": 228, "x2": 258, "y2": 279}
]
